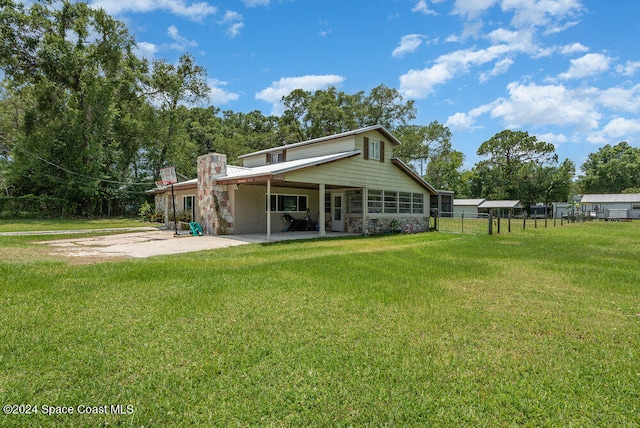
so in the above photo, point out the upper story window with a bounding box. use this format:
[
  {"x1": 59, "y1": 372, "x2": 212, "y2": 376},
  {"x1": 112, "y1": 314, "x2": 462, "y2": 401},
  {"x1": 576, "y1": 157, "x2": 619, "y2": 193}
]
[
  {"x1": 267, "y1": 150, "x2": 286, "y2": 164},
  {"x1": 363, "y1": 137, "x2": 384, "y2": 162}
]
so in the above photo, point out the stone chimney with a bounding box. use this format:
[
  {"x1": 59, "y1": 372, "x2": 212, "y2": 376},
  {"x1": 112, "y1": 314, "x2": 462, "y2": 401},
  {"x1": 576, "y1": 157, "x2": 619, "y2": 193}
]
[{"x1": 197, "y1": 153, "x2": 233, "y2": 235}]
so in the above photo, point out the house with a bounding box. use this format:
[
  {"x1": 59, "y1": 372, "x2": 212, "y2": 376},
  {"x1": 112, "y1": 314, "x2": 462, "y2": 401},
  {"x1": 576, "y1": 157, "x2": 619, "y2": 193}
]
[
  {"x1": 580, "y1": 193, "x2": 640, "y2": 219},
  {"x1": 147, "y1": 125, "x2": 441, "y2": 238},
  {"x1": 551, "y1": 202, "x2": 574, "y2": 218}
]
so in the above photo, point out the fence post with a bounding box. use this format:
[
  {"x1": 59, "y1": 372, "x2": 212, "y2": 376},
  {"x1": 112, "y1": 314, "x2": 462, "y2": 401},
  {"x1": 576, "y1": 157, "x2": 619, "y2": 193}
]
[
  {"x1": 508, "y1": 210, "x2": 512, "y2": 233},
  {"x1": 488, "y1": 212, "x2": 493, "y2": 235},
  {"x1": 534, "y1": 215, "x2": 537, "y2": 229},
  {"x1": 461, "y1": 212, "x2": 464, "y2": 234},
  {"x1": 523, "y1": 215, "x2": 526, "y2": 230},
  {"x1": 497, "y1": 214, "x2": 501, "y2": 234}
]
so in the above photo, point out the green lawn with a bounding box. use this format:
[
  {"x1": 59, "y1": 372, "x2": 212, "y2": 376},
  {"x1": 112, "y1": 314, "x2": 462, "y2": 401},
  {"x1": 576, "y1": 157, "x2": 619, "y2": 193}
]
[
  {"x1": 1, "y1": 222, "x2": 638, "y2": 426},
  {"x1": 0, "y1": 217, "x2": 156, "y2": 233}
]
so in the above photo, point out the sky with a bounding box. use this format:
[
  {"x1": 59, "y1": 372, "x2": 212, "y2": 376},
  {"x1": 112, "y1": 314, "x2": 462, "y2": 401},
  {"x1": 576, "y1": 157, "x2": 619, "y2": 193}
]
[{"x1": 86, "y1": 0, "x2": 640, "y2": 171}]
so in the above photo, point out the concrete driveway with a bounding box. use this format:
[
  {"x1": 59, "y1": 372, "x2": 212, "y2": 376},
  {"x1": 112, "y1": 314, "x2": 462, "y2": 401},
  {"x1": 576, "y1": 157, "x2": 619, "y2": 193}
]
[{"x1": 39, "y1": 229, "x2": 344, "y2": 259}]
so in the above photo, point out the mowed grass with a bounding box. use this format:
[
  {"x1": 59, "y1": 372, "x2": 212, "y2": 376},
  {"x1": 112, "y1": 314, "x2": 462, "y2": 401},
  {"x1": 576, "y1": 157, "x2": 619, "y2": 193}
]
[
  {"x1": 0, "y1": 217, "x2": 155, "y2": 233},
  {"x1": 0, "y1": 222, "x2": 639, "y2": 426}
]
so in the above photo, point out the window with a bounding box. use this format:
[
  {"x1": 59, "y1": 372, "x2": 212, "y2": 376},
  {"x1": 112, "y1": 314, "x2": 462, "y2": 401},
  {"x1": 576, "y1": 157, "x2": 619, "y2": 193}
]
[
  {"x1": 412, "y1": 193, "x2": 424, "y2": 214},
  {"x1": 399, "y1": 192, "x2": 412, "y2": 214},
  {"x1": 368, "y1": 190, "x2": 382, "y2": 213},
  {"x1": 325, "y1": 192, "x2": 331, "y2": 213},
  {"x1": 346, "y1": 190, "x2": 363, "y2": 214},
  {"x1": 266, "y1": 194, "x2": 308, "y2": 212},
  {"x1": 369, "y1": 140, "x2": 381, "y2": 160},
  {"x1": 633, "y1": 203, "x2": 640, "y2": 210},
  {"x1": 363, "y1": 137, "x2": 384, "y2": 162},
  {"x1": 183, "y1": 195, "x2": 194, "y2": 221},
  {"x1": 384, "y1": 191, "x2": 398, "y2": 214},
  {"x1": 267, "y1": 150, "x2": 285, "y2": 164},
  {"x1": 368, "y1": 190, "x2": 424, "y2": 214}
]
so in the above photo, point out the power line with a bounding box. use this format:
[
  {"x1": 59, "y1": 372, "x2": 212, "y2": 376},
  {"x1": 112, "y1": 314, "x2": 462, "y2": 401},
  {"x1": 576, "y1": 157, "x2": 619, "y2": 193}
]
[{"x1": 2, "y1": 135, "x2": 156, "y2": 186}]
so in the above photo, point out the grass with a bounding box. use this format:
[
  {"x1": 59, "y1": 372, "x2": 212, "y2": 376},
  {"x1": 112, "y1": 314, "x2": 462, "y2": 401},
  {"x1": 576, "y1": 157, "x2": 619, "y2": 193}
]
[
  {"x1": 0, "y1": 217, "x2": 156, "y2": 233},
  {"x1": 0, "y1": 222, "x2": 639, "y2": 426}
]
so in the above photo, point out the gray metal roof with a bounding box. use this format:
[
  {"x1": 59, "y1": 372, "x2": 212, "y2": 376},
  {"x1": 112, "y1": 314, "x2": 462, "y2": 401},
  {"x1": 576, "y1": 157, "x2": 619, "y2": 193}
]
[
  {"x1": 478, "y1": 200, "x2": 524, "y2": 209},
  {"x1": 454, "y1": 198, "x2": 485, "y2": 206},
  {"x1": 580, "y1": 193, "x2": 640, "y2": 203}
]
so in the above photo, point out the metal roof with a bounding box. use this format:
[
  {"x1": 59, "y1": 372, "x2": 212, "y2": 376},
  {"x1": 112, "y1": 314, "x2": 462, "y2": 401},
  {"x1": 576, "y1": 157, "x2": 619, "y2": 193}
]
[
  {"x1": 478, "y1": 200, "x2": 524, "y2": 209},
  {"x1": 580, "y1": 193, "x2": 640, "y2": 203},
  {"x1": 454, "y1": 198, "x2": 485, "y2": 206}
]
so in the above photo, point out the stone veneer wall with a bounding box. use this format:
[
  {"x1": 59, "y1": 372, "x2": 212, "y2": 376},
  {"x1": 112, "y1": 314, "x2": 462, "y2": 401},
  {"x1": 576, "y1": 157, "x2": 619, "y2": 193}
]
[
  {"x1": 350, "y1": 216, "x2": 432, "y2": 235},
  {"x1": 197, "y1": 153, "x2": 234, "y2": 235}
]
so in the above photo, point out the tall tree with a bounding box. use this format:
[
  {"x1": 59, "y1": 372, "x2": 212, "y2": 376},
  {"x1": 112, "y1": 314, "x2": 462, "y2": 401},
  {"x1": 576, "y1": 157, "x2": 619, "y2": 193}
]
[
  {"x1": 578, "y1": 142, "x2": 640, "y2": 193},
  {"x1": 474, "y1": 130, "x2": 558, "y2": 205},
  {"x1": 394, "y1": 121, "x2": 452, "y2": 176},
  {"x1": 1, "y1": 0, "x2": 148, "y2": 214},
  {"x1": 142, "y1": 53, "x2": 210, "y2": 178}
]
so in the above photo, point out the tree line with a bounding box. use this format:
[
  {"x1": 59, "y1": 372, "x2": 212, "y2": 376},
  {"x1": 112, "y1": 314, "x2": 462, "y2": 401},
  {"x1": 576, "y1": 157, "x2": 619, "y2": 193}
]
[{"x1": 1, "y1": 0, "x2": 638, "y2": 217}]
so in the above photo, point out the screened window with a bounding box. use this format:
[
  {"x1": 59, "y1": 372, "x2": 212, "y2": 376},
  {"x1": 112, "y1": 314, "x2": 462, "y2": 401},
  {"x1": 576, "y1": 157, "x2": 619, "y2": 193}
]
[
  {"x1": 412, "y1": 193, "x2": 424, "y2": 214},
  {"x1": 399, "y1": 192, "x2": 412, "y2": 214},
  {"x1": 384, "y1": 191, "x2": 398, "y2": 214},
  {"x1": 346, "y1": 190, "x2": 363, "y2": 214},
  {"x1": 632, "y1": 203, "x2": 640, "y2": 210},
  {"x1": 368, "y1": 190, "x2": 382, "y2": 214}
]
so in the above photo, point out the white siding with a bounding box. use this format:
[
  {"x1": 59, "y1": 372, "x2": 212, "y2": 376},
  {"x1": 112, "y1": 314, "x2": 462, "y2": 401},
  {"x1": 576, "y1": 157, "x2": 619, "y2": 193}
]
[{"x1": 454, "y1": 205, "x2": 479, "y2": 215}]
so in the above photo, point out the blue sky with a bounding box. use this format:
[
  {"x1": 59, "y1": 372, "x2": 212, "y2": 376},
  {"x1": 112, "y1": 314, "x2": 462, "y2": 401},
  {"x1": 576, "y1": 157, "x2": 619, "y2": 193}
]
[{"x1": 89, "y1": 0, "x2": 640, "y2": 171}]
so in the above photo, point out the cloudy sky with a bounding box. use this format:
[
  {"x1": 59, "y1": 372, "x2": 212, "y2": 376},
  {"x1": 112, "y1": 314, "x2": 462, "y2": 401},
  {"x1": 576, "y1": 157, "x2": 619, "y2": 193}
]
[{"x1": 90, "y1": 0, "x2": 639, "y2": 169}]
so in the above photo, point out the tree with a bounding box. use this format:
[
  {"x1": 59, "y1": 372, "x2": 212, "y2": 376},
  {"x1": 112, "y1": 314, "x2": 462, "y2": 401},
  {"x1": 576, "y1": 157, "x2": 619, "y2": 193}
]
[
  {"x1": 141, "y1": 53, "x2": 210, "y2": 178},
  {"x1": 1, "y1": 0, "x2": 149, "y2": 214},
  {"x1": 394, "y1": 121, "x2": 452, "y2": 176},
  {"x1": 473, "y1": 130, "x2": 559, "y2": 206},
  {"x1": 578, "y1": 142, "x2": 640, "y2": 193}
]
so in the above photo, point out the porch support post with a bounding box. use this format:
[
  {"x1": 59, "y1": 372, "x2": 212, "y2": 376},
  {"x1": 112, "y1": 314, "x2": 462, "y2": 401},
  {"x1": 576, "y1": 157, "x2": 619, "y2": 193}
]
[
  {"x1": 319, "y1": 183, "x2": 326, "y2": 237},
  {"x1": 362, "y1": 186, "x2": 368, "y2": 235},
  {"x1": 266, "y1": 179, "x2": 271, "y2": 242}
]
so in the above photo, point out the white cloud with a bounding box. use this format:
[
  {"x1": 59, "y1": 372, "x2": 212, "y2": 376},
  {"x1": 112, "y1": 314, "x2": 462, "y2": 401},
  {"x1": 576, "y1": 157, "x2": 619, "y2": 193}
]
[
  {"x1": 446, "y1": 103, "x2": 495, "y2": 130},
  {"x1": 400, "y1": 43, "x2": 516, "y2": 98},
  {"x1": 392, "y1": 34, "x2": 426, "y2": 58},
  {"x1": 489, "y1": 82, "x2": 602, "y2": 131},
  {"x1": 587, "y1": 117, "x2": 640, "y2": 144},
  {"x1": 89, "y1": 0, "x2": 216, "y2": 21},
  {"x1": 501, "y1": 0, "x2": 583, "y2": 29},
  {"x1": 413, "y1": 0, "x2": 438, "y2": 15},
  {"x1": 616, "y1": 61, "x2": 640, "y2": 77},
  {"x1": 558, "y1": 53, "x2": 611, "y2": 80},
  {"x1": 208, "y1": 78, "x2": 240, "y2": 105},
  {"x1": 240, "y1": 0, "x2": 269, "y2": 6},
  {"x1": 560, "y1": 42, "x2": 589, "y2": 55},
  {"x1": 598, "y1": 84, "x2": 640, "y2": 113},
  {"x1": 219, "y1": 10, "x2": 244, "y2": 38},
  {"x1": 535, "y1": 132, "x2": 568, "y2": 145},
  {"x1": 479, "y1": 57, "x2": 514, "y2": 82},
  {"x1": 167, "y1": 25, "x2": 198, "y2": 50},
  {"x1": 134, "y1": 42, "x2": 158, "y2": 60},
  {"x1": 454, "y1": 0, "x2": 499, "y2": 19},
  {"x1": 256, "y1": 75, "x2": 346, "y2": 115}
]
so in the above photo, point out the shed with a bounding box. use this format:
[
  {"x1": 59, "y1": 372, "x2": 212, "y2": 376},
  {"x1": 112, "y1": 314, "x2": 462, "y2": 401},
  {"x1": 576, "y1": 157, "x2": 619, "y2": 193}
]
[{"x1": 580, "y1": 193, "x2": 640, "y2": 219}]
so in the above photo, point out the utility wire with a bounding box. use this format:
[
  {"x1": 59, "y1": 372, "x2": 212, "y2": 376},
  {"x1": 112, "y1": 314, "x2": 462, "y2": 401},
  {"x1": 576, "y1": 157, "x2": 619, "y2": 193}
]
[{"x1": 1, "y1": 135, "x2": 157, "y2": 186}]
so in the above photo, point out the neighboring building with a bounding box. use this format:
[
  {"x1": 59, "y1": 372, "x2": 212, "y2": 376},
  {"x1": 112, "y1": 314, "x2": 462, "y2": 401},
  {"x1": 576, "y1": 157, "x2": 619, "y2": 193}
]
[
  {"x1": 453, "y1": 199, "x2": 486, "y2": 215},
  {"x1": 552, "y1": 202, "x2": 574, "y2": 218},
  {"x1": 580, "y1": 193, "x2": 640, "y2": 219},
  {"x1": 147, "y1": 126, "x2": 441, "y2": 237},
  {"x1": 478, "y1": 200, "x2": 524, "y2": 217}
]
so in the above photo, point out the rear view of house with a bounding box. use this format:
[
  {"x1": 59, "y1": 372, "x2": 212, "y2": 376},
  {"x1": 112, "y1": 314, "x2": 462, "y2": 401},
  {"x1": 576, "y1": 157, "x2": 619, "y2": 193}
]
[{"x1": 148, "y1": 126, "x2": 440, "y2": 237}]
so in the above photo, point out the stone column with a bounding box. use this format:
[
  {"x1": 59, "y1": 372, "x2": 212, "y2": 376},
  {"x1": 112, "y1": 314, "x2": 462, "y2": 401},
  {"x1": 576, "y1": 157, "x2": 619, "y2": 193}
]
[{"x1": 197, "y1": 153, "x2": 234, "y2": 235}]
